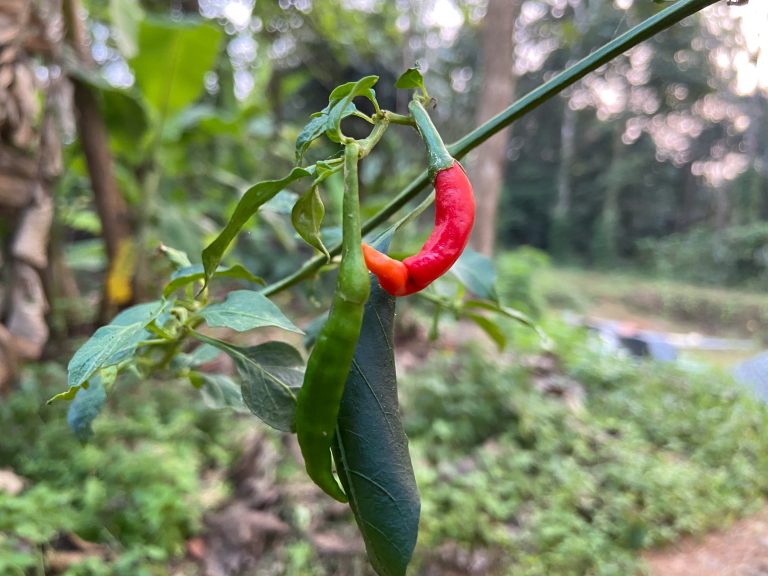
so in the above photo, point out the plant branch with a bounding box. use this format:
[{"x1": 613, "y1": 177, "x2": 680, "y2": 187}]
[{"x1": 262, "y1": 0, "x2": 719, "y2": 297}]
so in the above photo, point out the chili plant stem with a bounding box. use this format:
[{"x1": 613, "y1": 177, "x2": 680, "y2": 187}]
[{"x1": 261, "y1": 0, "x2": 719, "y2": 298}]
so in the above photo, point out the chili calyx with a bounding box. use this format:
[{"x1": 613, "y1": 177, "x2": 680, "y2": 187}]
[{"x1": 362, "y1": 99, "x2": 475, "y2": 297}]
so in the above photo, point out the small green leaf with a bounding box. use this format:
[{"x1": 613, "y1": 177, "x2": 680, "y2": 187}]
[
  {"x1": 199, "y1": 290, "x2": 303, "y2": 334},
  {"x1": 66, "y1": 376, "x2": 107, "y2": 441},
  {"x1": 466, "y1": 312, "x2": 507, "y2": 351},
  {"x1": 295, "y1": 101, "x2": 356, "y2": 162},
  {"x1": 192, "y1": 334, "x2": 304, "y2": 432},
  {"x1": 54, "y1": 301, "x2": 169, "y2": 403},
  {"x1": 449, "y1": 248, "x2": 498, "y2": 301},
  {"x1": 292, "y1": 185, "x2": 329, "y2": 260},
  {"x1": 195, "y1": 372, "x2": 249, "y2": 412},
  {"x1": 328, "y1": 76, "x2": 378, "y2": 106},
  {"x1": 327, "y1": 75, "x2": 379, "y2": 141},
  {"x1": 332, "y1": 246, "x2": 420, "y2": 576},
  {"x1": 395, "y1": 67, "x2": 426, "y2": 94},
  {"x1": 163, "y1": 263, "x2": 264, "y2": 297},
  {"x1": 202, "y1": 167, "x2": 313, "y2": 282},
  {"x1": 158, "y1": 244, "x2": 192, "y2": 269},
  {"x1": 464, "y1": 299, "x2": 549, "y2": 345},
  {"x1": 295, "y1": 114, "x2": 328, "y2": 163}
]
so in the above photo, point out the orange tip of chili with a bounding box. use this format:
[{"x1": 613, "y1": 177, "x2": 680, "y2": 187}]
[{"x1": 362, "y1": 243, "x2": 410, "y2": 296}]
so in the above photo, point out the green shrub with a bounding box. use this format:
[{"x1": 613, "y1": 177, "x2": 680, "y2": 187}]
[
  {"x1": 639, "y1": 223, "x2": 768, "y2": 287},
  {"x1": 496, "y1": 247, "x2": 552, "y2": 315},
  {"x1": 402, "y1": 331, "x2": 768, "y2": 575},
  {"x1": 0, "y1": 364, "x2": 246, "y2": 575}
]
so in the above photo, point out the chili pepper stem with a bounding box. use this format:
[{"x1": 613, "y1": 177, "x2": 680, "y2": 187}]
[{"x1": 408, "y1": 98, "x2": 454, "y2": 177}]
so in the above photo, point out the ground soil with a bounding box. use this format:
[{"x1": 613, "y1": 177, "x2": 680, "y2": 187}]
[{"x1": 643, "y1": 507, "x2": 768, "y2": 576}]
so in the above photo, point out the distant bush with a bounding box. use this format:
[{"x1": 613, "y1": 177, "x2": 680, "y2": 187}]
[
  {"x1": 496, "y1": 247, "x2": 551, "y2": 315},
  {"x1": 402, "y1": 328, "x2": 768, "y2": 575},
  {"x1": 639, "y1": 224, "x2": 768, "y2": 287},
  {"x1": 0, "y1": 364, "x2": 245, "y2": 575}
]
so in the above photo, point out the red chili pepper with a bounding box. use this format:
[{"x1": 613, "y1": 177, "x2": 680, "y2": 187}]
[{"x1": 362, "y1": 99, "x2": 475, "y2": 296}]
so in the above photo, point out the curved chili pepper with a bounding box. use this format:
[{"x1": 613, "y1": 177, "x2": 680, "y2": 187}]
[
  {"x1": 362, "y1": 99, "x2": 475, "y2": 296},
  {"x1": 295, "y1": 142, "x2": 370, "y2": 503}
]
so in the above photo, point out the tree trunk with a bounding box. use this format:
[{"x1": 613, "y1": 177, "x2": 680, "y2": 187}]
[
  {"x1": 550, "y1": 0, "x2": 591, "y2": 260},
  {"x1": 0, "y1": 0, "x2": 63, "y2": 394},
  {"x1": 470, "y1": 0, "x2": 520, "y2": 257},
  {"x1": 550, "y1": 102, "x2": 577, "y2": 259},
  {"x1": 591, "y1": 126, "x2": 622, "y2": 266},
  {"x1": 63, "y1": 0, "x2": 133, "y2": 323}
]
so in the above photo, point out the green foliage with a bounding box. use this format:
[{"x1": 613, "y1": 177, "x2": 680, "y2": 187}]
[
  {"x1": 449, "y1": 248, "x2": 499, "y2": 302},
  {"x1": 56, "y1": 301, "x2": 170, "y2": 402},
  {"x1": 640, "y1": 224, "x2": 768, "y2": 288},
  {"x1": 292, "y1": 185, "x2": 329, "y2": 259},
  {"x1": 394, "y1": 67, "x2": 427, "y2": 96},
  {"x1": 0, "y1": 365, "x2": 244, "y2": 574},
  {"x1": 130, "y1": 19, "x2": 222, "y2": 121},
  {"x1": 496, "y1": 246, "x2": 551, "y2": 315},
  {"x1": 403, "y1": 333, "x2": 768, "y2": 575},
  {"x1": 201, "y1": 166, "x2": 314, "y2": 282},
  {"x1": 198, "y1": 290, "x2": 302, "y2": 333},
  {"x1": 194, "y1": 336, "x2": 304, "y2": 432}
]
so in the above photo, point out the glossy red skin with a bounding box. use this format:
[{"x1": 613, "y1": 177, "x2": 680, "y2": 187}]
[{"x1": 363, "y1": 162, "x2": 475, "y2": 296}]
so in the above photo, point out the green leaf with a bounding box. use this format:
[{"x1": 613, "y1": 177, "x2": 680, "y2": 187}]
[
  {"x1": 202, "y1": 167, "x2": 313, "y2": 282},
  {"x1": 101, "y1": 87, "x2": 148, "y2": 156},
  {"x1": 466, "y1": 312, "x2": 507, "y2": 351},
  {"x1": 195, "y1": 372, "x2": 249, "y2": 412},
  {"x1": 109, "y1": 0, "x2": 144, "y2": 58},
  {"x1": 295, "y1": 101, "x2": 356, "y2": 162},
  {"x1": 163, "y1": 263, "x2": 264, "y2": 297},
  {"x1": 395, "y1": 67, "x2": 426, "y2": 94},
  {"x1": 130, "y1": 18, "x2": 222, "y2": 120},
  {"x1": 449, "y1": 248, "x2": 498, "y2": 301},
  {"x1": 332, "y1": 270, "x2": 420, "y2": 576},
  {"x1": 66, "y1": 376, "x2": 107, "y2": 441},
  {"x1": 292, "y1": 185, "x2": 329, "y2": 259},
  {"x1": 327, "y1": 75, "x2": 379, "y2": 142},
  {"x1": 199, "y1": 290, "x2": 303, "y2": 334},
  {"x1": 176, "y1": 343, "x2": 221, "y2": 368},
  {"x1": 328, "y1": 76, "x2": 379, "y2": 107},
  {"x1": 54, "y1": 301, "x2": 169, "y2": 403},
  {"x1": 192, "y1": 334, "x2": 304, "y2": 432},
  {"x1": 158, "y1": 244, "x2": 192, "y2": 269},
  {"x1": 463, "y1": 299, "x2": 549, "y2": 345}
]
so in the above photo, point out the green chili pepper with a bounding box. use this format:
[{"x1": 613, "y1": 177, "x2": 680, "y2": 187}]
[{"x1": 295, "y1": 141, "x2": 370, "y2": 502}]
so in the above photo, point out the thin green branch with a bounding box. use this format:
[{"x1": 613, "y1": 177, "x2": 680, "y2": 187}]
[{"x1": 261, "y1": 0, "x2": 719, "y2": 298}]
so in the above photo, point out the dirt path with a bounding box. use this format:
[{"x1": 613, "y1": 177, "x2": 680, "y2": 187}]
[{"x1": 643, "y1": 507, "x2": 768, "y2": 576}]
